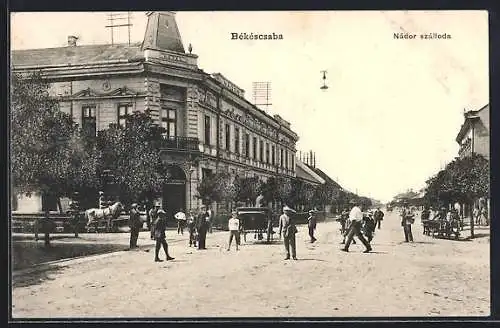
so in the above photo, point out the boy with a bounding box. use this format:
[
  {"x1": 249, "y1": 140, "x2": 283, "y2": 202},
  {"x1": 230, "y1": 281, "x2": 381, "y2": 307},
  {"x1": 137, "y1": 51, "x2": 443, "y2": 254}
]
[{"x1": 227, "y1": 210, "x2": 241, "y2": 251}]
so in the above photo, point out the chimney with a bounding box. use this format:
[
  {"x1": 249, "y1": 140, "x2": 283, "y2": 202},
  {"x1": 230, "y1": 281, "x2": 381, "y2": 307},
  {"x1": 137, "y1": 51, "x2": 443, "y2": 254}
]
[{"x1": 68, "y1": 35, "x2": 78, "y2": 47}]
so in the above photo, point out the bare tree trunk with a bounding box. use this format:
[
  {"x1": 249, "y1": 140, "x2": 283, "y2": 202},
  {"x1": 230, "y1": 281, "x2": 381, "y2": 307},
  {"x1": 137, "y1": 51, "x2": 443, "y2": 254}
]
[
  {"x1": 470, "y1": 200, "x2": 475, "y2": 239},
  {"x1": 44, "y1": 209, "x2": 51, "y2": 247}
]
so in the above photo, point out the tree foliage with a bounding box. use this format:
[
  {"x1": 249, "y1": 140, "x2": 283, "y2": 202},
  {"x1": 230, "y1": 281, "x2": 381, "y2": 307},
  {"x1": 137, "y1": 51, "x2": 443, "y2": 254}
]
[
  {"x1": 95, "y1": 111, "x2": 168, "y2": 204},
  {"x1": 11, "y1": 71, "x2": 97, "y2": 199},
  {"x1": 424, "y1": 154, "x2": 489, "y2": 206}
]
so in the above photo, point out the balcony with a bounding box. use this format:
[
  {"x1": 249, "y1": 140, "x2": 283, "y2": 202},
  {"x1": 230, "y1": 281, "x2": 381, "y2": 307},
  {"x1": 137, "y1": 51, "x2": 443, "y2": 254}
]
[{"x1": 157, "y1": 136, "x2": 200, "y2": 153}]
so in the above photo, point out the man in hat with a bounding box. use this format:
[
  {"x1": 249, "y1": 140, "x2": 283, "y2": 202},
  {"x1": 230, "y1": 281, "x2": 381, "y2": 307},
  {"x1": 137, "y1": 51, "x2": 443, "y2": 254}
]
[
  {"x1": 307, "y1": 210, "x2": 317, "y2": 243},
  {"x1": 153, "y1": 209, "x2": 175, "y2": 262},
  {"x1": 196, "y1": 205, "x2": 209, "y2": 250},
  {"x1": 175, "y1": 208, "x2": 187, "y2": 235},
  {"x1": 342, "y1": 200, "x2": 372, "y2": 253},
  {"x1": 279, "y1": 205, "x2": 298, "y2": 260},
  {"x1": 373, "y1": 207, "x2": 384, "y2": 230},
  {"x1": 129, "y1": 203, "x2": 144, "y2": 249},
  {"x1": 187, "y1": 210, "x2": 197, "y2": 247},
  {"x1": 400, "y1": 201, "x2": 414, "y2": 242}
]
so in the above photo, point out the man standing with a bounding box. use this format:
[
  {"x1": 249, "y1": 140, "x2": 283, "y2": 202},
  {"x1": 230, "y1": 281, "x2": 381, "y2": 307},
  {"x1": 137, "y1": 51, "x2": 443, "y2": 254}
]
[
  {"x1": 153, "y1": 209, "x2": 175, "y2": 262},
  {"x1": 373, "y1": 207, "x2": 384, "y2": 229},
  {"x1": 207, "y1": 206, "x2": 214, "y2": 234},
  {"x1": 148, "y1": 202, "x2": 160, "y2": 240},
  {"x1": 227, "y1": 210, "x2": 241, "y2": 251},
  {"x1": 187, "y1": 211, "x2": 197, "y2": 247},
  {"x1": 279, "y1": 206, "x2": 298, "y2": 260},
  {"x1": 307, "y1": 210, "x2": 317, "y2": 243},
  {"x1": 128, "y1": 203, "x2": 142, "y2": 249},
  {"x1": 400, "y1": 201, "x2": 414, "y2": 242},
  {"x1": 340, "y1": 207, "x2": 355, "y2": 245},
  {"x1": 98, "y1": 191, "x2": 106, "y2": 209},
  {"x1": 196, "y1": 205, "x2": 209, "y2": 250},
  {"x1": 175, "y1": 208, "x2": 187, "y2": 235},
  {"x1": 342, "y1": 200, "x2": 372, "y2": 253},
  {"x1": 255, "y1": 192, "x2": 265, "y2": 208}
]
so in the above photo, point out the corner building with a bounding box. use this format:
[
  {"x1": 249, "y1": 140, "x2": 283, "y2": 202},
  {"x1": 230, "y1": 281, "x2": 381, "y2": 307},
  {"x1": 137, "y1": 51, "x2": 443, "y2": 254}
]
[{"x1": 12, "y1": 12, "x2": 299, "y2": 217}]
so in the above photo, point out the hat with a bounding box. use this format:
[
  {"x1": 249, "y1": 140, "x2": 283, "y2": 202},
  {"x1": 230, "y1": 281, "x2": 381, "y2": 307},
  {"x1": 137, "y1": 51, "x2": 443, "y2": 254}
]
[
  {"x1": 308, "y1": 209, "x2": 315, "y2": 214},
  {"x1": 283, "y1": 205, "x2": 296, "y2": 213},
  {"x1": 200, "y1": 204, "x2": 207, "y2": 208},
  {"x1": 157, "y1": 209, "x2": 167, "y2": 216},
  {"x1": 131, "y1": 203, "x2": 138, "y2": 208},
  {"x1": 99, "y1": 191, "x2": 104, "y2": 195},
  {"x1": 154, "y1": 202, "x2": 161, "y2": 207}
]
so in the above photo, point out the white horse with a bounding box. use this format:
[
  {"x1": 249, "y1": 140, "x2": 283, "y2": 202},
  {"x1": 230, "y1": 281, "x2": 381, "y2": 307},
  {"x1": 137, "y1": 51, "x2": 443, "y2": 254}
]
[{"x1": 85, "y1": 202, "x2": 124, "y2": 233}]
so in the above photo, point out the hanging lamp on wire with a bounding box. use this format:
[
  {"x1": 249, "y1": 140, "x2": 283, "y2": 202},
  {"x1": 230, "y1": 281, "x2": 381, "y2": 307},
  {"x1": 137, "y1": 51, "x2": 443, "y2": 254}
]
[{"x1": 320, "y1": 70, "x2": 329, "y2": 90}]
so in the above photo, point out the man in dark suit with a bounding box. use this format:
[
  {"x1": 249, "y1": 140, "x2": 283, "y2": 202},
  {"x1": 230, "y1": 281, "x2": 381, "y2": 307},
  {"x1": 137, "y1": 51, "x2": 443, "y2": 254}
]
[
  {"x1": 153, "y1": 209, "x2": 175, "y2": 262},
  {"x1": 373, "y1": 208, "x2": 384, "y2": 229},
  {"x1": 307, "y1": 210, "x2": 317, "y2": 243},
  {"x1": 128, "y1": 203, "x2": 142, "y2": 249},
  {"x1": 196, "y1": 205, "x2": 209, "y2": 250}
]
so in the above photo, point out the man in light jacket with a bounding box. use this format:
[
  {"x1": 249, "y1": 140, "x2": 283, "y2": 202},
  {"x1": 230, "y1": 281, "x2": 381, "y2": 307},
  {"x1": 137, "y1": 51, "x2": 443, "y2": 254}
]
[
  {"x1": 279, "y1": 205, "x2": 298, "y2": 260},
  {"x1": 341, "y1": 200, "x2": 372, "y2": 253}
]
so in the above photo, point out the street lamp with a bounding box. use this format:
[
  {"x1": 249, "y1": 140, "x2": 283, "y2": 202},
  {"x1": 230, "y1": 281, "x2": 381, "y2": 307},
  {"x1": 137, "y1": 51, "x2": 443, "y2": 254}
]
[{"x1": 320, "y1": 70, "x2": 329, "y2": 90}]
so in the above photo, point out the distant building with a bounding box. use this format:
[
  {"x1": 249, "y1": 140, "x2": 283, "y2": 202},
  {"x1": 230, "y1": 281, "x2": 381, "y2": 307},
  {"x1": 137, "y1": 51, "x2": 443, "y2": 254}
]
[
  {"x1": 11, "y1": 11, "x2": 299, "y2": 217},
  {"x1": 456, "y1": 104, "x2": 489, "y2": 159}
]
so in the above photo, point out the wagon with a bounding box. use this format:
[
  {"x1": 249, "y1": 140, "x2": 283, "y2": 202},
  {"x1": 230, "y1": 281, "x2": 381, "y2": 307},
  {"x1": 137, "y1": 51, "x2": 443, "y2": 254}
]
[
  {"x1": 422, "y1": 219, "x2": 460, "y2": 240},
  {"x1": 236, "y1": 207, "x2": 276, "y2": 243}
]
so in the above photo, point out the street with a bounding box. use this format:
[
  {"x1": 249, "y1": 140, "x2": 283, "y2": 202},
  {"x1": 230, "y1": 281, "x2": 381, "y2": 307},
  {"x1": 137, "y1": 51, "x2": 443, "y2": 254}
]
[{"x1": 11, "y1": 210, "x2": 490, "y2": 318}]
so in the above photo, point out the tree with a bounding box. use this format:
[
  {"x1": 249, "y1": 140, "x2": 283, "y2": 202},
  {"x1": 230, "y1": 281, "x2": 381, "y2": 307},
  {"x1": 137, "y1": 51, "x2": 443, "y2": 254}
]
[
  {"x1": 11, "y1": 71, "x2": 95, "y2": 246},
  {"x1": 233, "y1": 176, "x2": 262, "y2": 206},
  {"x1": 96, "y1": 111, "x2": 168, "y2": 204}
]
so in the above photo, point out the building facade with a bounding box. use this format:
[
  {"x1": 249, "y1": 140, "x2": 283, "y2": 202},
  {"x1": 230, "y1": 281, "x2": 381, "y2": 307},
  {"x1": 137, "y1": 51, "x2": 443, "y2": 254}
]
[
  {"x1": 11, "y1": 12, "x2": 299, "y2": 217},
  {"x1": 456, "y1": 104, "x2": 489, "y2": 159}
]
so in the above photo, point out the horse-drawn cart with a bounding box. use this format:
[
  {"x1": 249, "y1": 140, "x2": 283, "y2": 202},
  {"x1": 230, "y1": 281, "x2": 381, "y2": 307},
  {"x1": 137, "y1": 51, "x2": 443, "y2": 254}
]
[
  {"x1": 236, "y1": 207, "x2": 276, "y2": 243},
  {"x1": 422, "y1": 218, "x2": 460, "y2": 240}
]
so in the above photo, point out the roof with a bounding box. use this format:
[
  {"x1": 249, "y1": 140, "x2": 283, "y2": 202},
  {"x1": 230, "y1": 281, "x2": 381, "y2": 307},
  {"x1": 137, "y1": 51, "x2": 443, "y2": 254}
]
[
  {"x1": 295, "y1": 160, "x2": 325, "y2": 184},
  {"x1": 142, "y1": 12, "x2": 185, "y2": 53},
  {"x1": 455, "y1": 104, "x2": 488, "y2": 144},
  {"x1": 11, "y1": 43, "x2": 143, "y2": 67},
  {"x1": 305, "y1": 163, "x2": 343, "y2": 190}
]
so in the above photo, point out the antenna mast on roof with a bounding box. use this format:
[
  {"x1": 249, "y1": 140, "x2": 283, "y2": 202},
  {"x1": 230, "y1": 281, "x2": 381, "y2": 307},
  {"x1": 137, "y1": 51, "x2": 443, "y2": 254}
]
[
  {"x1": 105, "y1": 12, "x2": 133, "y2": 45},
  {"x1": 252, "y1": 82, "x2": 272, "y2": 112}
]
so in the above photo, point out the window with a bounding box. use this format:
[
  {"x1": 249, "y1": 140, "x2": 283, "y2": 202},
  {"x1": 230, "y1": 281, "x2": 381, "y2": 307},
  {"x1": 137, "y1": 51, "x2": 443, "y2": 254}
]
[
  {"x1": 291, "y1": 155, "x2": 295, "y2": 170},
  {"x1": 266, "y1": 143, "x2": 270, "y2": 164},
  {"x1": 259, "y1": 140, "x2": 264, "y2": 162},
  {"x1": 280, "y1": 148, "x2": 284, "y2": 168},
  {"x1": 204, "y1": 115, "x2": 211, "y2": 145},
  {"x1": 245, "y1": 134, "x2": 250, "y2": 157},
  {"x1": 252, "y1": 137, "x2": 257, "y2": 159},
  {"x1": 271, "y1": 145, "x2": 276, "y2": 165},
  {"x1": 202, "y1": 168, "x2": 213, "y2": 180},
  {"x1": 118, "y1": 103, "x2": 132, "y2": 127},
  {"x1": 225, "y1": 123, "x2": 230, "y2": 150},
  {"x1": 285, "y1": 150, "x2": 289, "y2": 169},
  {"x1": 82, "y1": 105, "x2": 96, "y2": 137},
  {"x1": 161, "y1": 107, "x2": 177, "y2": 137},
  {"x1": 235, "y1": 127, "x2": 240, "y2": 154}
]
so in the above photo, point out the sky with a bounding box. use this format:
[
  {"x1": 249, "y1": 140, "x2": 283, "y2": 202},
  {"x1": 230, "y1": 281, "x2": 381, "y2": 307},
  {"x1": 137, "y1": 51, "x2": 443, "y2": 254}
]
[{"x1": 10, "y1": 11, "x2": 489, "y2": 203}]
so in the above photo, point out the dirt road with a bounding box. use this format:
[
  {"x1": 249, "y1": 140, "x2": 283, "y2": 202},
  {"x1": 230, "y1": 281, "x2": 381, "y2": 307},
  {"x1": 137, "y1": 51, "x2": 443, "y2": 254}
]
[{"x1": 11, "y1": 211, "x2": 490, "y2": 318}]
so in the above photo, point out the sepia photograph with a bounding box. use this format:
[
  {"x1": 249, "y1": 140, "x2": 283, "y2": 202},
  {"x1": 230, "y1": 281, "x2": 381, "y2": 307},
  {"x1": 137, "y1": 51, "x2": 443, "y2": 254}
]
[{"x1": 9, "y1": 10, "x2": 490, "y2": 318}]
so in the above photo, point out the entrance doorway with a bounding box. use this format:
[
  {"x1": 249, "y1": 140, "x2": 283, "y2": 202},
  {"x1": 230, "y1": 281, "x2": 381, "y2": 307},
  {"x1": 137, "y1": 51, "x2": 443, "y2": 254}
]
[{"x1": 162, "y1": 165, "x2": 186, "y2": 225}]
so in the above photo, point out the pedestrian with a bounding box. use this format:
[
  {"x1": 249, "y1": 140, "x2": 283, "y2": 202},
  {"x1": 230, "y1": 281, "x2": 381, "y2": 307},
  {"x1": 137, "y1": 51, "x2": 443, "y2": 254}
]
[
  {"x1": 373, "y1": 207, "x2": 384, "y2": 229},
  {"x1": 362, "y1": 212, "x2": 376, "y2": 243},
  {"x1": 400, "y1": 201, "x2": 415, "y2": 242},
  {"x1": 473, "y1": 206, "x2": 480, "y2": 225},
  {"x1": 196, "y1": 205, "x2": 209, "y2": 250},
  {"x1": 128, "y1": 203, "x2": 142, "y2": 249},
  {"x1": 307, "y1": 209, "x2": 317, "y2": 243},
  {"x1": 207, "y1": 206, "x2": 213, "y2": 234},
  {"x1": 340, "y1": 207, "x2": 356, "y2": 245},
  {"x1": 187, "y1": 211, "x2": 197, "y2": 247},
  {"x1": 175, "y1": 208, "x2": 187, "y2": 235},
  {"x1": 149, "y1": 202, "x2": 161, "y2": 240},
  {"x1": 255, "y1": 192, "x2": 265, "y2": 208},
  {"x1": 98, "y1": 191, "x2": 106, "y2": 209},
  {"x1": 341, "y1": 200, "x2": 372, "y2": 253},
  {"x1": 278, "y1": 205, "x2": 298, "y2": 260},
  {"x1": 153, "y1": 209, "x2": 175, "y2": 262},
  {"x1": 227, "y1": 210, "x2": 241, "y2": 251}
]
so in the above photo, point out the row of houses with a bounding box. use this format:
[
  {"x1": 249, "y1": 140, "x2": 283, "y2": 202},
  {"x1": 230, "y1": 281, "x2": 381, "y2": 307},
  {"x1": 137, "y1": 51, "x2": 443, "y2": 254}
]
[{"x1": 11, "y1": 11, "x2": 341, "y2": 219}]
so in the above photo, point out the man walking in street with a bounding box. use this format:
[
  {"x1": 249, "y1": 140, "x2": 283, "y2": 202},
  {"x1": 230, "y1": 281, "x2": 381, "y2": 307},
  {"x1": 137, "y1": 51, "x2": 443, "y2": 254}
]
[
  {"x1": 373, "y1": 207, "x2": 384, "y2": 229},
  {"x1": 227, "y1": 210, "x2": 241, "y2": 251},
  {"x1": 341, "y1": 200, "x2": 372, "y2": 253},
  {"x1": 279, "y1": 206, "x2": 298, "y2": 260},
  {"x1": 196, "y1": 205, "x2": 209, "y2": 250},
  {"x1": 175, "y1": 208, "x2": 187, "y2": 235},
  {"x1": 148, "y1": 202, "x2": 160, "y2": 240},
  {"x1": 153, "y1": 209, "x2": 175, "y2": 262},
  {"x1": 128, "y1": 203, "x2": 142, "y2": 250},
  {"x1": 400, "y1": 201, "x2": 415, "y2": 242},
  {"x1": 340, "y1": 207, "x2": 355, "y2": 245},
  {"x1": 307, "y1": 209, "x2": 317, "y2": 243}
]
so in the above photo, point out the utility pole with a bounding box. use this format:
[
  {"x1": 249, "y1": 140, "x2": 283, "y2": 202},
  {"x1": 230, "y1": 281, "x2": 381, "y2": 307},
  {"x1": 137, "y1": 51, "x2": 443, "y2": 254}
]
[{"x1": 105, "y1": 12, "x2": 133, "y2": 45}]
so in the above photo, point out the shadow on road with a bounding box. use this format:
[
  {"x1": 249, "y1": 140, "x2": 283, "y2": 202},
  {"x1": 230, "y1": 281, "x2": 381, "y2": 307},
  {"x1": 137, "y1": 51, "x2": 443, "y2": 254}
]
[
  {"x1": 295, "y1": 258, "x2": 329, "y2": 262},
  {"x1": 12, "y1": 264, "x2": 66, "y2": 288}
]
